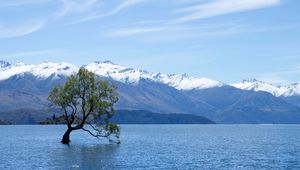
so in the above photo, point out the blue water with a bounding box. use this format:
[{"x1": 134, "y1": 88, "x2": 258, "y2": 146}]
[{"x1": 0, "y1": 125, "x2": 300, "y2": 169}]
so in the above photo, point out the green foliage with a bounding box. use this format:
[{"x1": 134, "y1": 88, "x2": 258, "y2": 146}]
[
  {"x1": 39, "y1": 115, "x2": 82, "y2": 125},
  {"x1": 48, "y1": 68, "x2": 120, "y2": 143}
]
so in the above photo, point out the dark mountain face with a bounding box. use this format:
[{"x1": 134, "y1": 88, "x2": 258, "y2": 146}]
[
  {"x1": 184, "y1": 85, "x2": 245, "y2": 110},
  {"x1": 0, "y1": 73, "x2": 67, "y2": 111},
  {"x1": 220, "y1": 93, "x2": 300, "y2": 124},
  {"x1": 110, "y1": 110, "x2": 214, "y2": 124},
  {"x1": 282, "y1": 96, "x2": 300, "y2": 108},
  {"x1": 184, "y1": 86, "x2": 300, "y2": 123},
  {"x1": 0, "y1": 74, "x2": 300, "y2": 124},
  {"x1": 114, "y1": 78, "x2": 217, "y2": 116},
  {"x1": 40, "y1": 110, "x2": 215, "y2": 125},
  {"x1": 0, "y1": 119, "x2": 10, "y2": 125}
]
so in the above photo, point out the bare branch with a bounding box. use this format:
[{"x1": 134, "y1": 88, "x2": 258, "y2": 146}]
[
  {"x1": 63, "y1": 107, "x2": 71, "y2": 128},
  {"x1": 67, "y1": 104, "x2": 75, "y2": 124},
  {"x1": 86, "y1": 122, "x2": 98, "y2": 131},
  {"x1": 82, "y1": 127, "x2": 109, "y2": 138}
]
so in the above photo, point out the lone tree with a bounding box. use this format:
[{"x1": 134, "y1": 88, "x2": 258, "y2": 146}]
[{"x1": 48, "y1": 68, "x2": 120, "y2": 144}]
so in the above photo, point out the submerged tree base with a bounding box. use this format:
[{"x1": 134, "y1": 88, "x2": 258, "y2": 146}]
[
  {"x1": 61, "y1": 129, "x2": 72, "y2": 144},
  {"x1": 61, "y1": 139, "x2": 71, "y2": 145}
]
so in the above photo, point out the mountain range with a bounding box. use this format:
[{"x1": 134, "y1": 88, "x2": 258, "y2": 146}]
[{"x1": 1, "y1": 60, "x2": 300, "y2": 124}]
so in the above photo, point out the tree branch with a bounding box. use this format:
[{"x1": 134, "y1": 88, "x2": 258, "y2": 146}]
[
  {"x1": 87, "y1": 122, "x2": 98, "y2": 131},
  {"x1": 74, "y1": 104, "x2": 94, "y2": 129},
  {"x1": 82, "y1": 127, "x2": 109, "y2": 138},
  {"x1": 63, "y1": 107, "x2": 71, "y2": 128},
  {"x1": 67, "y1": 104, "x2": 75, "y2": 124}
]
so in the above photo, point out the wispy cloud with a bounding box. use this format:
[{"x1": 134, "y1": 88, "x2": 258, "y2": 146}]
[
  {"x1": 0, "y1": 0, "x2": 287, "y2": 40},
  {"x1": 1, "y1": 49, "x2": 63, "y2": 58},
  {"x1": 55, "y1": 0, "x2": 98, "y2": 18},
  {"x1": 104, "y1": 0, "x2": 284, "y2": 39},
  {"x1": 0, "y1": 21, "x2": 45, "y2": 39},
  {"x1": 106, "y1": 27, "x2": 167, "y2": 37},
  {"x1": 0, "y1": 0, "x2": 97, "y2": 37},
  {"x1": 106, "y1": 22, "x2": 291, "y2": 38},
  {"x1": 175, "y1": 0, "x2": 281, "y2": 23},
  {"x1": 0, "y1": 0, "x2": 50, "y2": 8},
  {"x1": 70, "y1": 0, "x2": 145, "y2": 24}
]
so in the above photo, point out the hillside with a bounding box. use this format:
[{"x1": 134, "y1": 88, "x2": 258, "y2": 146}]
[
  {"x1": 110, "y1": 110, "x2": 214, "y2": 124},
  {"x1": 39, "y1": 110, "x2": 214, "y2": 125},
  {"x1": 1, "y1": 60, "x2": 300, "y2": 124}
]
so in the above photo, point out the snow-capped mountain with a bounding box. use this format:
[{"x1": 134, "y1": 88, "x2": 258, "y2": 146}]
[
  {"x1": 286, "y1": 83, "x2": 300, "y2": 96},
  {"x1": 0, "y1": 60, "x2": 223, "y2": 90},
  {"x1": 0, "y1": 61, "x2": 79, "y2": 81},
  {"x1": 84, "y1": 61, "x2": 152, "y2": 85},
  {"x1": 0, "y1": 60, "x2": 11, "y2": 70},
  {"x1": 152, "y1": 73, "x2": 223, "y2": 90},
  {"x1": 1, "y1": 60, "x2": 300, "y2": 95},
  {"x1": 2, "y1": 60, "x2": 300, "y2": 124},
  {"x1": 84, "y1": 61, "x2": 223, "y2": 90},
  {"x1": 231, "y1": 79, "x2": 300, "y2": 97}
]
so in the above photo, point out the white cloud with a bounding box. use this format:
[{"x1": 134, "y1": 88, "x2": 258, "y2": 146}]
[
  {"x1": 106, "y1": 27, "x2": 167, "y2": 37},
  {"x1": 104, "y1": 0, "x2": 285, "y2": 38},
  {"x1": 0, "y1": 0, "x2": 286, "y2": 40},
  {"x1": 70, "y1": 0, "x2": 145, "y2": 24},
  {"x1": 56, "y1": 0, "x2": 98, "y2": 18},
  {"x1": 1, "y1": 49, "x2": 63, "y2": 58},
  {"x1": 0, "y1": 21, "x2": 45, "y2": 39},
  {"x1": 0, "y1": 0, "x2": 50, "y2": 8},
  {"x1": 175, "y1": 0, "x2": 281, "y2": 23},
  {"x1": 0, "y1": 0, "x2": 145, "y2": 38},
  {"x1": 106, "y1": 22, "x2": 291, "y2": 39}
]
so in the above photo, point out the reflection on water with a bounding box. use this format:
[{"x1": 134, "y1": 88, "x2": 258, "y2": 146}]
[
  {"x1": 1, "y1": 125, "x2": 300, "y2": 169},
  {"x1": 52, "y1": 144, "x2": 119, "y2": 169}
]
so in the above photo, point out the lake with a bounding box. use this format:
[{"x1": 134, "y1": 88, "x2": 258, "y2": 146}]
[{"x1": 0, "y1": 125, "x2": 300, "y2": 169}]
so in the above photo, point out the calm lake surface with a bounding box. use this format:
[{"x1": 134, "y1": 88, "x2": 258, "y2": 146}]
[{"x1": 1, "y1": 125, "x2": 300, "y2": 169}]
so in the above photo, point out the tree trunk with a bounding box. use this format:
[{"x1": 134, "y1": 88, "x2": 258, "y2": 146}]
[{"x1": 61, "y1": 128, "x2": 72, "y2": 144}]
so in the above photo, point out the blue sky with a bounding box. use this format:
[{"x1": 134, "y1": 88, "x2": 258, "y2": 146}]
[{"x1": 0, "y1": 0, "x2": 299, "y2": 84}]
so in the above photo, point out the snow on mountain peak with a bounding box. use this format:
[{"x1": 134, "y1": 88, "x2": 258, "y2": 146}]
[
  {"x1": 2, "y1": 60, "x2": 300, "y2": 96},
  {"x1": 15, "y1": 62, "x2": 26, "y2": 66},
  {"x1": 152, "y1": 73, "x2": 223, "y2": 90},
  {"x1": 101, "y1": 60, "x2": 115, "y2": 64},
  {"x1": 285, "y1": 83, "x2": 300, "y2": 96},
  {"x1": 0, "y1": 60, "x2": 223, "y2": 90},
  {"x1": 0, "y1": 60, "x2": 11, "y2": 70},
  {"x1": 242, "y1": 78, "x2": 259, "y2": 83},
  {"x1": 84, "y1": 61, "x2": 151, "y2": 84},
  {"x1": 30, "y1": 62, "x2": 79, "y2": 79},
  {"x1": 0, "y1": 61, "x2": 78, "y2": 81},
  {"x1": 84, "y1": 61, "x2": 223, "y2": 89},
  {"x1": 231, "y1": 79, "x2": 299, "y2": 97}
]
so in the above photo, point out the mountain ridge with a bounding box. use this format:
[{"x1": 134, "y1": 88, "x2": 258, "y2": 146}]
[
  {"x1": 1, "y1": 60, "x2": 300, "y2": 124},
  {"x1": 0, "y1": 60, "x2": 224, "y2": 90},
  {"x1": 231, "y1": 79, "x2": 300, "y2": 97},
  {"x1": 2, "y1": 60, "x2": 300, "y2": 96}
]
